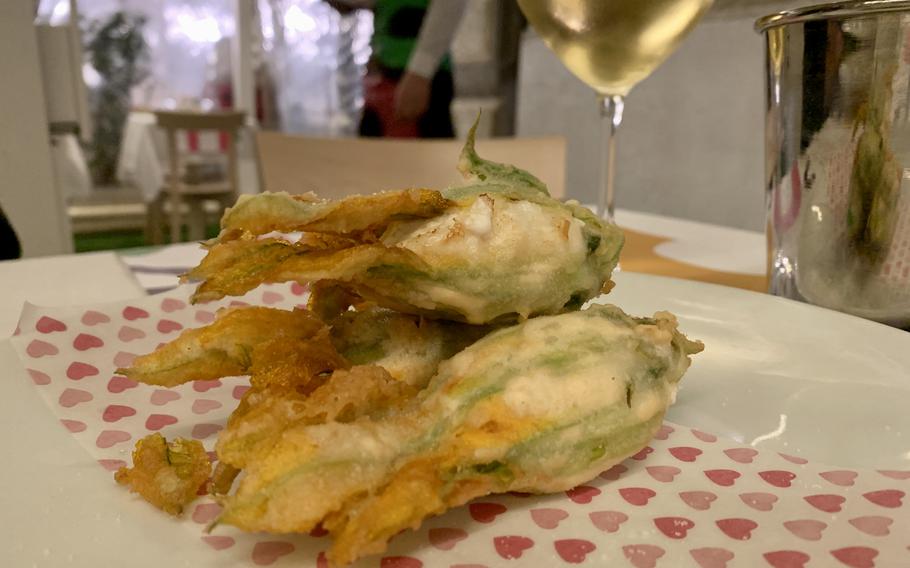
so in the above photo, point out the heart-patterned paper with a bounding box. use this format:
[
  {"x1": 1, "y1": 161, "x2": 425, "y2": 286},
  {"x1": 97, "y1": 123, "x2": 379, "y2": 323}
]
[{"x1": 9, "y1": 282, "x2": 910, "y2": 567}]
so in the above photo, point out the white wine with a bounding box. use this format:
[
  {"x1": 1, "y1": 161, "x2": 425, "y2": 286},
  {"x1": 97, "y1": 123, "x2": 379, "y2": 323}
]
[{"x1": 518, "y1": 0, "x2": 713, "y2": 95}]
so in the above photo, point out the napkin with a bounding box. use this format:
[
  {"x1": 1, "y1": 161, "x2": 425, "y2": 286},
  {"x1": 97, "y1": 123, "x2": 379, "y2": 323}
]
[{"x1": 10, "y1": 284, "x2": 909, "y2": 567}]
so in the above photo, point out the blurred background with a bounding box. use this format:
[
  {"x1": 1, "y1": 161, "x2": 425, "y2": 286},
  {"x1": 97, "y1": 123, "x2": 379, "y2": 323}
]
[{"x1": 1, "y1": 0, "x2": 814, "y2": 258}]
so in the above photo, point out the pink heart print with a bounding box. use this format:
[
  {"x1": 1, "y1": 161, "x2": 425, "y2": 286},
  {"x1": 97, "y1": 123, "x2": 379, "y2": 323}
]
[
  {"x1": 763, "y1": 550, "x2": 810, "y2": 568},
  {"x1": 704, "y1": 469, "x2": 740, "y2": 487},
  {"x1": 877, "y1": 469, "x2": 910, "y2": 480},
  {"x1": 201, "y1": 535, "x2": 235, "y2": 550},
  {"x1": 565, "y1": 485, "x2": 601, "y2": 504},
  {"x1": 783, "y1": 519, "x2": 826, "y2": 541},
  {"x1": 107, "y1": 375, "x2": 138, "y2": 393},
  {"x1": 759, "y1": 470, "x2": 796, "y2": 488},
  {"x1": 554, "y1": 539, "x2": 596, "y2": 563},
  {"x1": 819, "y1": 470, "x2": 857, "y2": 487},
  {"x1": 715, "y1": 518, "x2": 757, "y2": 541},
  {"x1": 118, "y1": 326, "x2": 146, "y2": 342},
  {"x1": 380, "y1": 556, "x2": 422, "y2": 568},
  {"x1": 530, "y1": 508, "x2": 569, "y2": 529},
  {"x1": 113, "y1": 351, "x2": 137, "y2": 368},
  {"x1": 778, "y1": 453, "x2": 808, "y2": 465},
  {"x1": 81, "y1": 310, "x2": 110, "y2": 325},
  {"x1": 35, "y1": 316, "x2": 67, "y2": 333},
  {"x1": 192, "y1": 399, "x2": 223, "y2": 414},
  {"x1": 66, "y1": 362, "x2": 99, "y2": 380},
  {"x1": 28, "y1": 368, "x2": 51, "y2": 385},
  {"x1": 160, "y1": 298, "x2": 186, "y2": 312},
  {"x1": 630, "y1": 446, "x2": 653, "y2": 461},
  {"x1": 589, "y1": 510, "x2": 628, "y2": 533},
  {"x1": 157, "y1": 319, "x2": 183, "y2": 333},
  {"x1": 193, "y1": 379, "x2": 222, "y2": 393},
  {"x1": 679, "y1": 491, "x2": 717, "y2": 511},
  {"x1": 862, "y1": 489, "x2": 904, "y2": 508},
  {"x1": 145, "y1": 413, "x2": 178, "y2": 430},
  {"x1": 428, "y1": 528, "x2": 468, "y2": 550},
  {"x1": 830, "y1": 546, "x2": 878, "y2": 568},
  {"x1": 122, "y1": 306, "x2": 149, "y2": 320},
  {"x1": 691, "y1": 429, "x2": 717, "y2": 443},
  {"x1": 469, "y1": 502, "x2": 507, "y2": 523},
  {"x1": 654, "y1": 424, "x2": 674, "y2": 440},
  {"x1": 804, "y1": 494, "x2": 845, "y2": 513},
  {"x1": 619, "y1": 487, "x2": 656, "y2": 506},
  {"x1": 102, "y1": 404, "x2": 137, "y2": 422},
  {"x1": 848, "y1": 515, "x2": 892, "y2": 536},
  {"x1": 95, "y1": 429, "x2": 131, "y2": 449},
  {"x1": 251, "y1": 541, "x2": 295, "y2": 566},
  {"x1": 723, "y1": 448, "x2": 757, "y2": 464},
  {"x1": 72, "y1": 333, "x2": 104, "y2": 351},
  {"x1": 669, "y1": 446, "x2": 702, "y2": 462},
  {"x1": 98, "y1": 459, "x2": 126, "y2": 472},
  {"x1": 26, "y1": 339, "x2": 58, "y2": 358},
  {"x1": 622, "y1": 544, "x2": 665, "y2": 568},
  {"x1": 646, "y1": 465, "x2": 681, "y2": 482},
  {"x1": 60, "y1": 419, "x2": 86, "y2": 433},
  {"x1": 599, "y1": 463, "x2": 627, "y2": 481},
  {"x1": 195, "y1": 309, "x2": 216, "y2": 324},
  {"x1": 192, "y1": 503, "x2": 222, "y2": 524},
  {"x1": 58, "y1": 388, "x2": 92, "y2": 408},
  {"x1": 690, "y1": 547, "x2": 735, "y2": 568},
  {"x1": 493, "y1": 536, "x2": 534, "y2": 559},
  {"x1": 653, "y1": 516, "x2": 695, "y2": 539},
  {"x1": 261, "y1": 291, "x2": 284, "y2": 305},
  {"x1": 192, "y1": 423, "x2": 222, "y2": 439}
]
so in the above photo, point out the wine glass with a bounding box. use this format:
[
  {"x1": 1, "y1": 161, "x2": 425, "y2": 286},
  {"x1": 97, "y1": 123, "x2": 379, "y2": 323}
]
[{"x1": 517, "y1": 0, "x2": 714, "y2": 220}]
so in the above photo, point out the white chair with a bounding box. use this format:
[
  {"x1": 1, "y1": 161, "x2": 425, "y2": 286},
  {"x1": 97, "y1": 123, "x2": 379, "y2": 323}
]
[{"x1": 149, "y1": 110, "x2": 245, "y2": 244}]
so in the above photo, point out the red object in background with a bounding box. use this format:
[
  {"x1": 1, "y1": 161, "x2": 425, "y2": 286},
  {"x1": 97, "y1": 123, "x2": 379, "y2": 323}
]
[{"x1": 363, "y1": 73, "x2": 419, "y2": 138}]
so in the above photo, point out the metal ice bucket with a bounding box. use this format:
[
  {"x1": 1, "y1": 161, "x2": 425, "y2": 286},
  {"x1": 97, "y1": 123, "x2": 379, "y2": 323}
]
[{"x1": 757, "y1": 1, "x2": 910, "y2": 327}]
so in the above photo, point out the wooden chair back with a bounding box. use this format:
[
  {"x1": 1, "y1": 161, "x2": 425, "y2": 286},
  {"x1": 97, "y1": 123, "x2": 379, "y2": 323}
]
[
  {"x1": 151, "y1": 110, "x2": 245, "y2": 243},
  {"x1": 254, "y1": 131, "x2": 567, "y2": 199}
]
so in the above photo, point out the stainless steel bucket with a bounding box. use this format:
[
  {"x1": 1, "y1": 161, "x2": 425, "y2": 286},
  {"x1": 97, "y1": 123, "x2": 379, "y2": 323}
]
[{"x1": 757, "y1": 1, "x2": 910, "y2": 327}]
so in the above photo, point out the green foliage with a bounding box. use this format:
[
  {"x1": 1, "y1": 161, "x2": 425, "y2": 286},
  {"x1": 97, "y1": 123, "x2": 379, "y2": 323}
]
[{"x1": 84, "y1": 12, "x2": 149, "y2": 185}]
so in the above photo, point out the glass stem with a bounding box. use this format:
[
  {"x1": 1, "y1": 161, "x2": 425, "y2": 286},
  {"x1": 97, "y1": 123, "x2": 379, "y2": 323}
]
[{"x1": 597, "y1": 94, "x2": 625, "y2": 221}]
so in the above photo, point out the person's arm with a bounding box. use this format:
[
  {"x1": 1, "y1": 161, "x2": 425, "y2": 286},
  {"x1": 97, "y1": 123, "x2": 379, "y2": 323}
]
[{"x1": 395, "y1": 0, "x2": 468, "y2": 120}]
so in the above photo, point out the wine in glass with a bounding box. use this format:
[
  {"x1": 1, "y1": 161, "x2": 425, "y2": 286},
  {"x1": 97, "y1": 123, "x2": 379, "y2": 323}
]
[{"x1": 517, "y1": 0, "x2": 714, "y2": 220}]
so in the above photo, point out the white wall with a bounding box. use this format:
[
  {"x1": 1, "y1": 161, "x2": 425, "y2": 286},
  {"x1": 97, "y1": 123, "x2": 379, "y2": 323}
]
[
  {"x1": 517, "y1": 8, "x2": 775, "y2": 231},
  {"x1": 0, "y1": 1, "x2": 72, "y2": 257}
]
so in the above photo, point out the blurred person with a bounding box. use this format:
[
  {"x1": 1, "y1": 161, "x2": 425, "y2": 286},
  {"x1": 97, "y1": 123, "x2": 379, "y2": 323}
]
[
  {"x1": 328, "y1": 0, "x2": 467, "y2": 138},
  {"x1": 0, "y1": 205, "x2": 21, "y2": 260}
]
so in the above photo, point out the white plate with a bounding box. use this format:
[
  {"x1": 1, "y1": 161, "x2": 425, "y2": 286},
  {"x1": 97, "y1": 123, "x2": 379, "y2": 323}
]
[
  {"x1": 2, "y1": 272, "x2": 909, "y2": 567},
  {"x1": 603, "y1": 272, "x2": 910, "y2": 470}
]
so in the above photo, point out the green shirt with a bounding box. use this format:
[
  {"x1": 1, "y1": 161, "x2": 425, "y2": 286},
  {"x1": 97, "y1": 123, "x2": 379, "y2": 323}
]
[{"x1": 372, "y1": 0, "x2": 450, "y2": 73}]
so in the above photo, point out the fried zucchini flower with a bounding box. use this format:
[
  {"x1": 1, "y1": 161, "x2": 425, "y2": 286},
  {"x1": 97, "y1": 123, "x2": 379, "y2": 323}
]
[
  {"x1": 215, "y1": 304, "x2": 703, "y2": 565},
  {"x1": 185, "y1": 122, "x2": 624, "y2": 324}
]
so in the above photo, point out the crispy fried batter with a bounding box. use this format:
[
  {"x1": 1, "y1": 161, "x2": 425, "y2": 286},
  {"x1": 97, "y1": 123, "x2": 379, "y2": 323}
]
[
  {"x1": 117, "y1": 306, "x2": 327, "y2": 387},
  {"x1": 216, "y1": 365, "x2": 415, "y2": 470},
  {"x1": 187, "y1": 241, "x2": 428, "y2": 305},
  {"x1": 115, "y1": 434, "x2": 211, "y2": 515},
  {"x1": 248, "y1": 327, "x2": 349, "y2": 391},
  {"x1": 307, "y1": 280, "x2": 370, "y2": 321},
  {"x1": 209, "y1": 462, "x2": 240, "y2": 496},
  {"x1": 217, "y1": 189, "x2": 450, "y2": 241}
]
